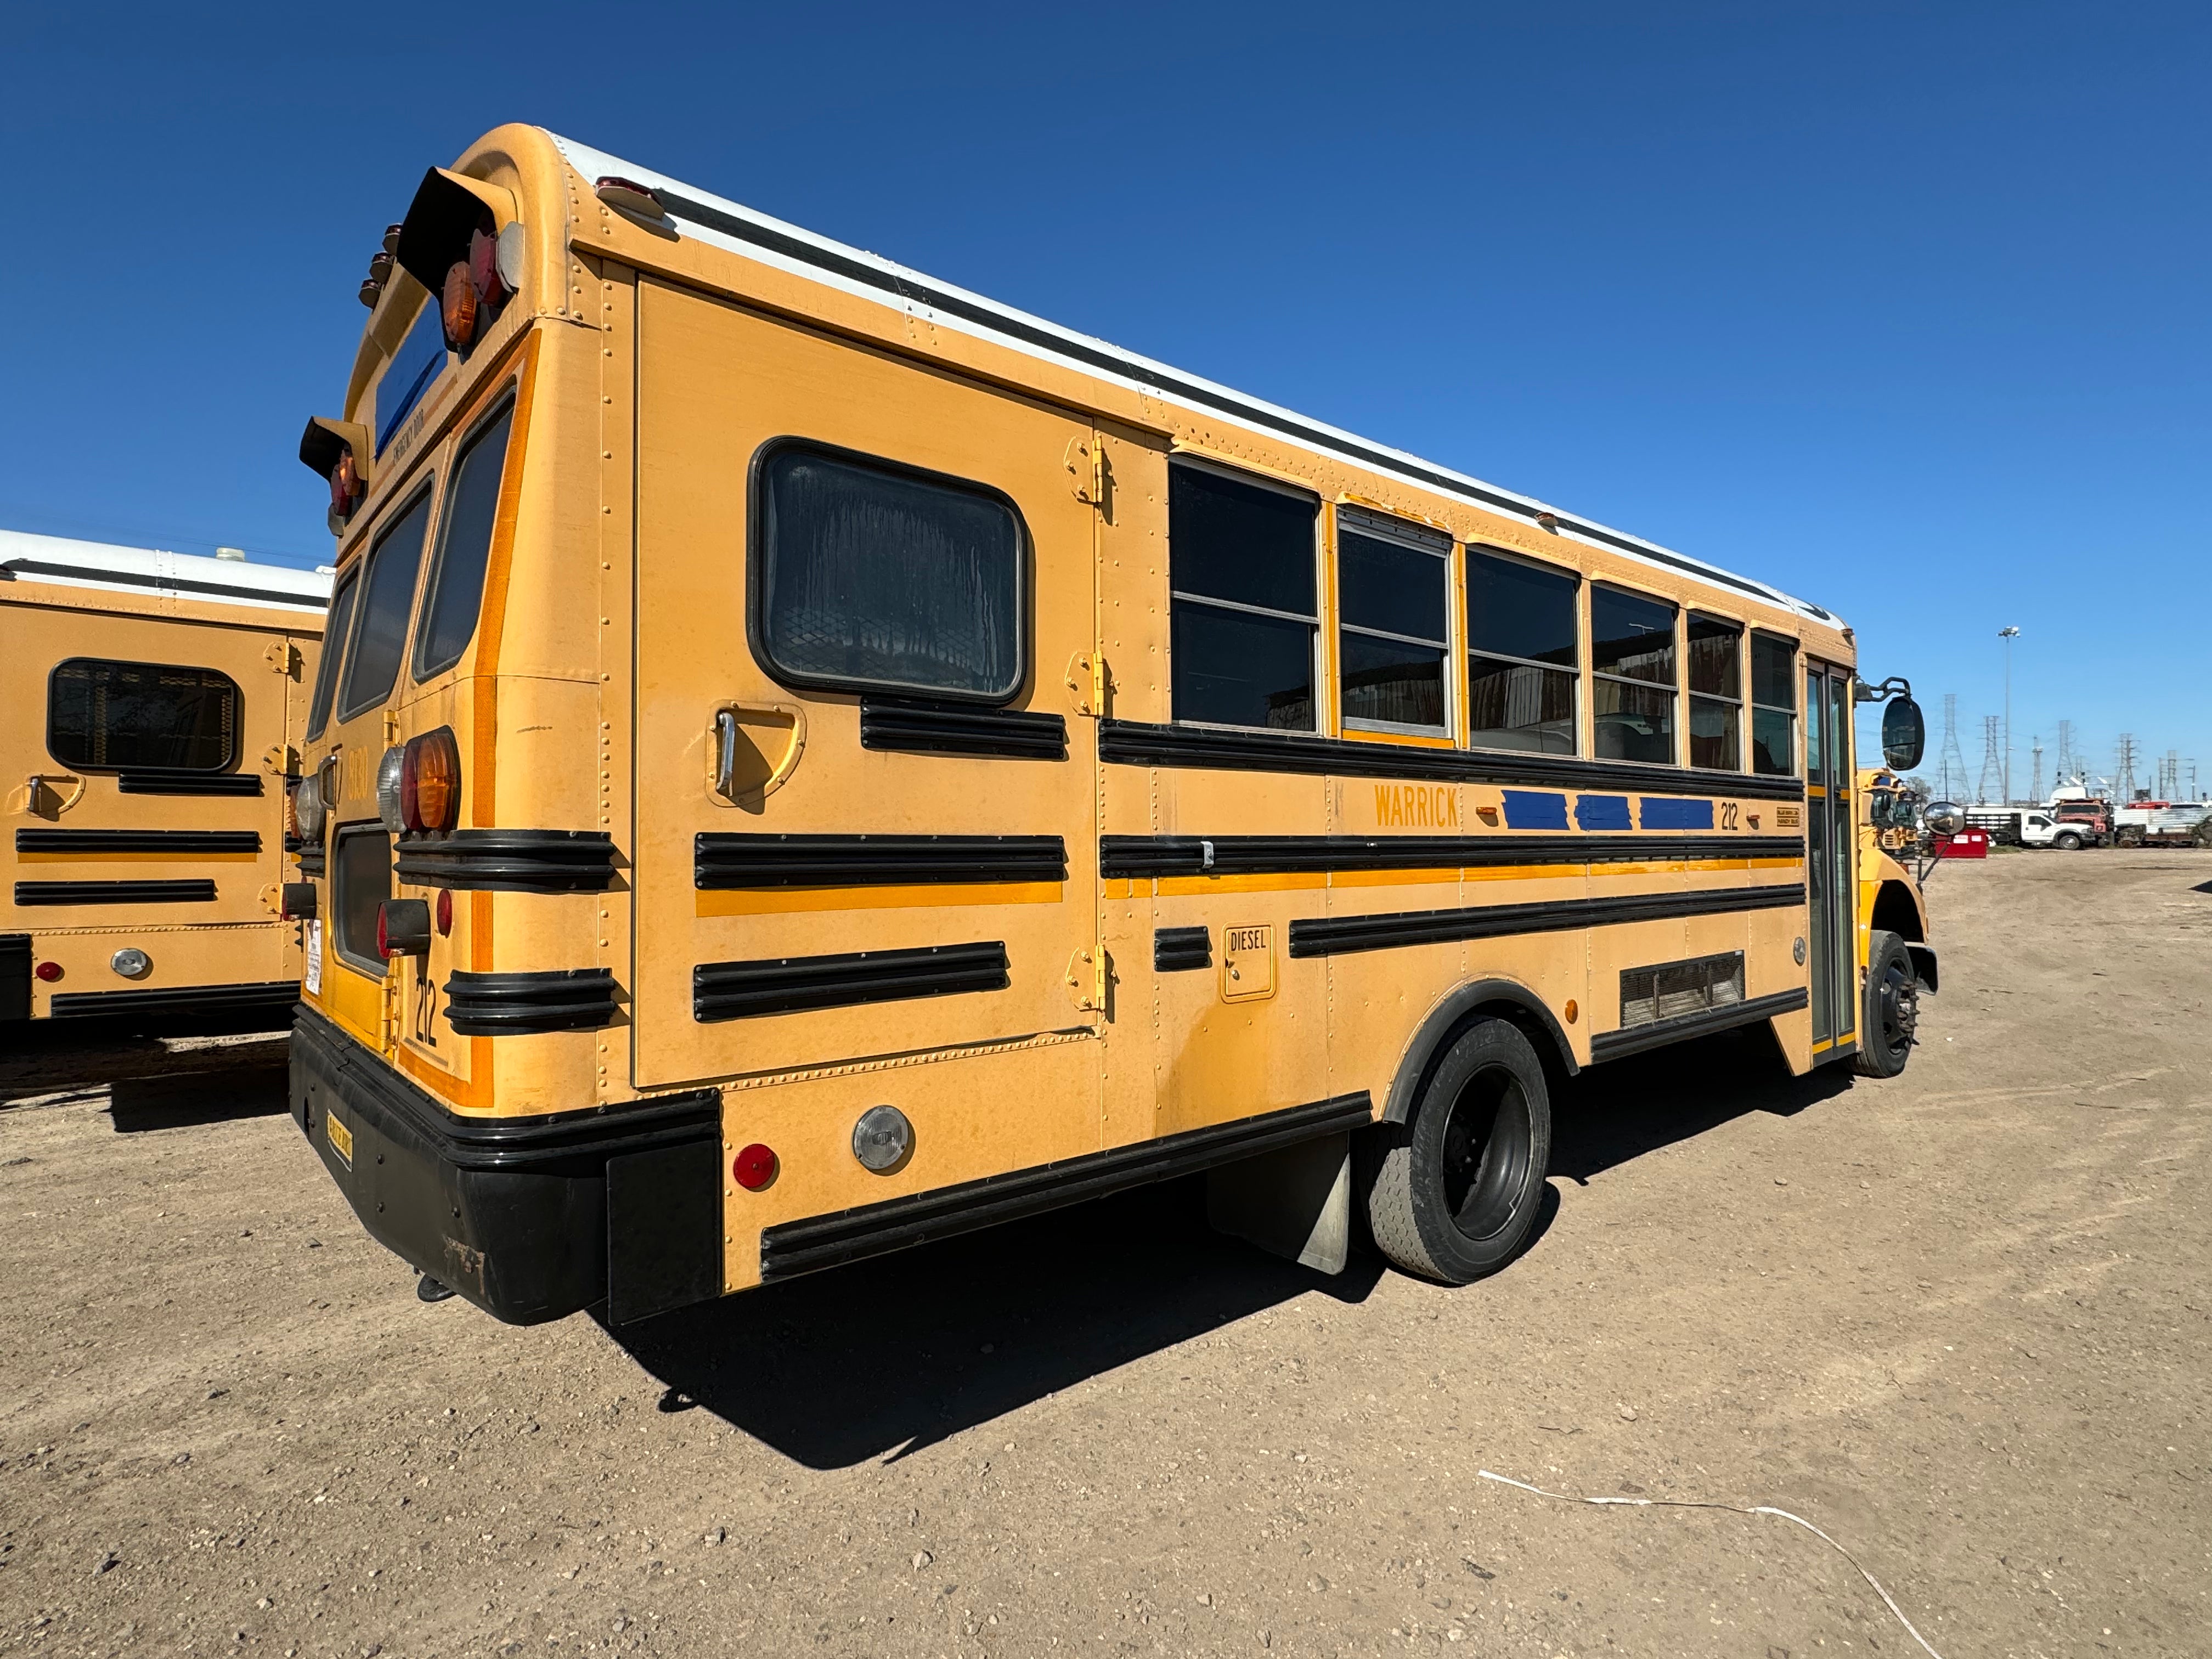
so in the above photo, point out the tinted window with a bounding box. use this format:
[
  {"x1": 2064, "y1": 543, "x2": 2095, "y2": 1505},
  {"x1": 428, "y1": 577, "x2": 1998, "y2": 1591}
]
[
  {"x1": 306, "y1": 573, "x2": 358, "y2": 742},
  {"x1": 1467, "y1": 550, "x2": 1580, "y2": 754},
  {"x1": 1170, "y1": 463, "x2": 1318, "y2": 731},
  {"x1": 377, "y1": 303, "x2": 449, "y2": 456},
  {"x1": 1750, "y1": 633, "x2": 1797, "y2": 776},
  {"x1": 415, "y1": 399, "x2": 515, "y2": 679},
  {"x1": 48, "y1": 658, "x2": 240, "y2": 773},
  {"x1": 1170, "y1": 465, "x2": 1316, "y2": 616},
  {"x1": 1686, "y1": 615, "x2": 1742, "y2": 769},
  {"x1": 754, "y1": 443, "x2": 1023, "y2": 700},
  {"x1": 1591, "y1": 586, "x2": 1677, "y2": 682},
  {"x1": 332, "y1": 827, "x2": 393, "y2": 975},
  {"x1": 1338, "y1": 516, "x2": 1448, "y2": 733},
  {"x1": 337, "y1": 489, "x2": 434, "y2": 721},
  {"x1": 1468, "y1": 551, "x2": 1577, "y2": 667}
]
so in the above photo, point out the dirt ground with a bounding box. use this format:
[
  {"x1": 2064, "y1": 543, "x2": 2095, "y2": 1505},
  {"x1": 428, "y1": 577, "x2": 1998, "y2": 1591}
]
[{"x1": 2, "y1": 851, "x2": 2207, "y2": 1658}]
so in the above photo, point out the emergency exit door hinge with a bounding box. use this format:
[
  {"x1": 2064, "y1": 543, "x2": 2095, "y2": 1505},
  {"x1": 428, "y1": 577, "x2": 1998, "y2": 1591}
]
[
  {"x1": 1064, "y1": 650, "x2": 1110, "y2": 718},
  {"x1": 1064, "y1": 435, "x2": 1105, "y2": 507},
  {"x1": 1064, "y1": 945, "x2": 1110, "y2": 1013}
]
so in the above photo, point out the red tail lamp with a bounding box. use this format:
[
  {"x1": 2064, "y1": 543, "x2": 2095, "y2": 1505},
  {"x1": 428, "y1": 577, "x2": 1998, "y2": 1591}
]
[
  {"x1": 329, "y1": 449, "x2": 363, "y2": 522},
  {"x1": 435, "y1": 888, "x2": 453, "y2": 936},
  {"x1": 399, "y1": 726, "x2": 461, "y2": 834},
  {"x1": 732, "y1": 1143, "x2": 778, "y2": 1192},
  {"x1": 33, "y1": 961, "x2": 63, "y2": 983}
]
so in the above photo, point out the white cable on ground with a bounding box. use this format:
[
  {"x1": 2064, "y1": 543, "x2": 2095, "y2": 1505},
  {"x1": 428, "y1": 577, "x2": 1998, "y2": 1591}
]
[{"x1": 1477, "y1": 1468, "x2": 1946, "y2": 1659}]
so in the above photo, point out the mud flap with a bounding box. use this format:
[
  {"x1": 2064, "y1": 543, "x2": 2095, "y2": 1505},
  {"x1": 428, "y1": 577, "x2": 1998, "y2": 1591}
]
[
  {"x1": 606, "y1": 1138, "x2": 724, "y2": 1324},
  {"x1": 1206, "y1": 1131, "x2": 1351, "y2": 1275}
]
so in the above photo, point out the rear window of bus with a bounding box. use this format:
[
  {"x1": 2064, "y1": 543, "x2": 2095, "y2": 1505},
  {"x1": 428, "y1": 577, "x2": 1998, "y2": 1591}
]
[
  {"x1": 48, "y1": 658, "x2": 240, "y2": 773},
  {"x1": 336, "y1": 487, "x2": 435, "y2": 722}
]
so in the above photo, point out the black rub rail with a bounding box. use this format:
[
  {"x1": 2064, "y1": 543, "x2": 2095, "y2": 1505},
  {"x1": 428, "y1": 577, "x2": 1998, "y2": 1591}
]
[
  {"x1": 1104, "y1": 833, "x2": 1803, "y2": 879},
  {"x1": 1153, "y1": 926, "x2": 1212, "y2": 973},
  {"x1": 394, "y1": 831, "x2": 619, "y2": 893},
  {"x1": 859, "y1": 696, "x2": 1069, "y2": 761},
  {"x1": 16, "y1": 828, "x2": 261, "y2": 856},
  {"x1": 444, "y1": 969, "x2": 620, "y2": 1036},
  {"x1": 1288, "y1": 883, "x2": 1806, "y2": 958},
  {"x1": 1097, "y1": 720, "x2": 1808, "y2": 802},
  {"x1": 696, "y1": 833, "x2": 1066, "y2": 889},
  {"x1": 117, "y1": 772, "x2": 264, "y2": 796},
  {"x1": 15, "y1": 879, "x2": 217, "y2": 906},
  {"x1": 695, "y1": 941, "x2": 1009, "y2": 1022},
  {"x1": 758, "y1": 1091, "x2": 1375, "y2": 1282}
]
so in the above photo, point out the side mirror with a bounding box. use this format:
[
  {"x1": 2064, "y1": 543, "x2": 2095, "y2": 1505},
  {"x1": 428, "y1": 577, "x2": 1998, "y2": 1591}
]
[
  {"x1": 1925, "y1": 801, "x2": 1965, "y2": 837},
  {"x1": 1881, "y1": 696, "x2": 1926, "y2": 771}
]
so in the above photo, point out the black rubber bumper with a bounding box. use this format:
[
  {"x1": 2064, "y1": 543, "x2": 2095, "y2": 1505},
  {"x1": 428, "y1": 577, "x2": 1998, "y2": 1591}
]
[{"x1": 288, "y1": 1006, "x2": 724, "y2": 1326}]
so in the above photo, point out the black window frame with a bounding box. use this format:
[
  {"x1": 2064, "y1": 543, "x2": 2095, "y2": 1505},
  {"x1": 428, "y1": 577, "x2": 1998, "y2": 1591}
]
[
  {"x1": 745, "y1": 436, "x2": 1031, "y2": 707},
  {"x1": 1590, "y1": 581, "x2": 1681, "y2": 766},
  {"x1": 44, "y1": 657, "x2": 243, "y2": 776},
  {"x1": 413, "y1": 389, "x2": 517, "y2": 682},
  {"x1": 1750, "y1": 630, "x2": 1799, "y2": 777},
  {"x1": 334, "y1": 477, "x2": 439, "y2": 724},
  {"x1": 1168, "y1": 458, "x2": 1322, "y2": 733},
  {"x1": 1685, "y1": 611, "x2": 1745, "y2": 771},
  {"x1": 1335, "y1": 507, "x2": 1452, "y2": 738},
  {"x1": 1464, "y1": 545, "x2": 1582, "y2": 758},
  {"x1": 330, "y1": 824, "x2": 394, "y2": 978}
]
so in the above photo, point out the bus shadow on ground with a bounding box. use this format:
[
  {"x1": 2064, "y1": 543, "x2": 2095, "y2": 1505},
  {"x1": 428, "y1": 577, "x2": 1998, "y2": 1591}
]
[
  {"x1": 613, "y1": 1029, "x2": 1847, "y2": 1470},
  {"x1": 611, "y1": 1175, "x2": 1385, "y2": 1470},
  {"x1": 1549, "y1": 1024, "x2": 1857, "y2": 1185},
  {"x1": 107, "y1": 1051, "x2": 291, "y2": 1132}
]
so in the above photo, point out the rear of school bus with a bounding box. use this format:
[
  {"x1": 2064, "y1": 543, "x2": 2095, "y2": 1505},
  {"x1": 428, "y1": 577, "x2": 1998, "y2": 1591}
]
[
  {"x1": 1, "y1": 533, "x2": 325, "y2": 1026},
  {"x1": 291, "y1": 126, "x2": 1933, "y2": 1327}
]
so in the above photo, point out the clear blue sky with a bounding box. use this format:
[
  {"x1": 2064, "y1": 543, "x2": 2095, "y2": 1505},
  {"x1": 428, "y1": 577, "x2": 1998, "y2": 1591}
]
[{"x1": 8, "y1": 3, "x2": 2205, "y2": 798}]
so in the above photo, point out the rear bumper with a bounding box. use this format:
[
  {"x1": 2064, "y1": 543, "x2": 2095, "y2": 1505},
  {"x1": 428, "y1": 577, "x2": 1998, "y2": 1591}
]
[{"x1": 288, "y1": 1006, "x2": 723, "y2": 1325}]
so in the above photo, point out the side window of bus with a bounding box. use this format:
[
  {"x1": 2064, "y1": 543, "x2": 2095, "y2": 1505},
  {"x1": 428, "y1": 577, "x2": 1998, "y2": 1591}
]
[
  {"x1": 48, "y1": 658, "x2": 241, "y2": 774},
  {"x1": 1591, "y1": 585, "x2": 1679, "y2": 763},
  {"x1": 336, "y1": 487, "x2": 436, "y2": 722},
  {"x1": 415, "y1": 398, "x2": 515, "y2": 680},
  {"x1": 306, "y1": 572, "x2": 359, "y2": 742},
  {"x1": 751, "y1": 441, "x2": 1025, "y2": 701},
  {"x1": 1749, "y1": 633, "x2": 1797, "y2": 775},
  {"x1": 1336, "y1": 510, "x2": 1449, "y2": 736},
  {"x1": 1686, "y1": 614, "x2": 1743, "y2": 769},
  {"x1": 1466, "y1": 549, "x2": 1579, "y2": 755},
  {"x1": 1169, "y1": 462, "x2": 1318, "y2": 731}
]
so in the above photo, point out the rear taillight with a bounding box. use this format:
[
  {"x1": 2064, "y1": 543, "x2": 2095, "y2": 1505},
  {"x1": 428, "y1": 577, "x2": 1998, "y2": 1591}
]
[
  {"x1": 441, "y1": 261, "x2": 479, "y2": 352},
  {"x1": 400, "y1": 727, "x2": 461, "y2": 833},
  {"x1": 441, "y1": 216, "x2": 509, "y2": 354}
]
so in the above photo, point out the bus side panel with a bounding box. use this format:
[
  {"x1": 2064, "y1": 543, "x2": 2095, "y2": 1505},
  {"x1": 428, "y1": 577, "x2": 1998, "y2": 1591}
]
[{"x1": 2, "y1": 592, "x2": 314, "y2": 1017}]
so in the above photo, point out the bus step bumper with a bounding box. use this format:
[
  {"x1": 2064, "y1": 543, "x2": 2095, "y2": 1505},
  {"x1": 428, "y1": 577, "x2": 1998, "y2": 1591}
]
[{"x1": 287, "y1": 1006, "x2": 724, "y2": 1326}]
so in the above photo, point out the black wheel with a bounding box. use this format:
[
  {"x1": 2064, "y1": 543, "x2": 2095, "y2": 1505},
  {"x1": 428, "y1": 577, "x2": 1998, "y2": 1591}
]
[
  {"x1": 2055, "y1": 832, "x2": 2083, "y2": 851},
  {"x1": 1853, "y1": 929, "x2": 1918, "y2": 1078},
  {"x1": 1361, "y1": 1018, "x2": 1552, "y2": 1284}
]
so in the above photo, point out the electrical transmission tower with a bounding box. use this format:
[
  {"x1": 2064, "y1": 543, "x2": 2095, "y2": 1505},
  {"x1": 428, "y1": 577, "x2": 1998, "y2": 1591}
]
[
  {"x1": 1977, "y1": 715, "x2": 2003, "y2": 805},
  {"x1": 2030, "y1": 735, "x2": 2045, "y2": 803},
  {"x1": 2117, "y1": 733, "x2": 2139, "y2": 800},
  {"x1": 1937, "y1": 694, "x2": 1967, "y2": 800},
  {"x1": 2161, "y1": 749, "x2": 2181, "y2": 799},
  {"x1": 2056, "y1": 718, "x2": 2076, "y2": 783}
]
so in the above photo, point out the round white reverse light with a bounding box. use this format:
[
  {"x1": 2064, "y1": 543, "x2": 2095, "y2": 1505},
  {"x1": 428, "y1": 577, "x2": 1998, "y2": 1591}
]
[
  {"x1": 851, "y1": 1105, "x2": 913, "y2": 1173},
  {"x1": 110, "y1": 947, "x2": 151, "y2": 978}
]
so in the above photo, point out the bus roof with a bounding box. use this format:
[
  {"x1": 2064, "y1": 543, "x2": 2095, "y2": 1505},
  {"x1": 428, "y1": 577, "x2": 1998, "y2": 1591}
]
[
  {"x1": 0, "y1": 529, "x2": 331, "y2": 617},
  {"x1": 548, "y1": 131, "x2": 1838, "y2": 629}
]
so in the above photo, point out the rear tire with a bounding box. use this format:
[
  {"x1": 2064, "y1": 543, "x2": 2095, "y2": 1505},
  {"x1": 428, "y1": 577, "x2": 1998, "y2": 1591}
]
[
  {"x1": 1361, "y1": 1018, "x2": 1552, "y2": 1284},
  {"x1": 1853, "y1": 929, "x2": 1917, "y2": 1078}
]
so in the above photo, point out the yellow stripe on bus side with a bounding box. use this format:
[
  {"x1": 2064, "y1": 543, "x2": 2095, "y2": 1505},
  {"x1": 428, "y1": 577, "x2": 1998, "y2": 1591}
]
[
  {"x1": 695, "y1": 881, "x2": 1065, "y2": 917},
  {"x1": 13, "y1": 851, "x2": 262, "y2": 864}
]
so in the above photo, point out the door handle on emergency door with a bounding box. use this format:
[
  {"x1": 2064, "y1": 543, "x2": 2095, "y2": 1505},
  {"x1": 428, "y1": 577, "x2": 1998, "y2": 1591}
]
[{"x1": 711, "y1": 703, "x2": 808, "y2": 808}]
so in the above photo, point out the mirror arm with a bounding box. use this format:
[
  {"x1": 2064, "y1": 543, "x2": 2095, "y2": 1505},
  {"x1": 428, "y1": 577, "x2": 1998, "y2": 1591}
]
[{"x1": 1854, "y1": 674, "x2": 1914, "y2": 704}]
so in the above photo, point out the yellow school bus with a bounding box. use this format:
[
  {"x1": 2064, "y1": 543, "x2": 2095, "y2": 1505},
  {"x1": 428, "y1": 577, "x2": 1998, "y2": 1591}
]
[
  {"x1": 2, "y1": 531, "x2": 328, "y2": 1026},
  {"x1": 288, "y1": 126, "x2": 1936, "y2": 1325}
]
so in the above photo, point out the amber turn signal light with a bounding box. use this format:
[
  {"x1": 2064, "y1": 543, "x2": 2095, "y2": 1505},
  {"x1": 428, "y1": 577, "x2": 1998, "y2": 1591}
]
[{"x1": 400, "y1": 726, "x2": 462, "y2": 834}]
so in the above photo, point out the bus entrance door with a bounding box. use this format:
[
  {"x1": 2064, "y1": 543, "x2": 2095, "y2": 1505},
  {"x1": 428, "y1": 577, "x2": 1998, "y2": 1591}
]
[
  {"x1": 1804, "y1": 661, "x2": 1856, "y2": 1056},
  {"x1": 628, "y1": 280, "x2": 1104, "y2": 1115}
]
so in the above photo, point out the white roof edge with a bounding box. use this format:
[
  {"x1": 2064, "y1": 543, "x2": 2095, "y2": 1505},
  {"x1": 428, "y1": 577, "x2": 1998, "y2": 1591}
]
[
  {"x1": 547, "y1": 132, "x2": 1838, "y2": 629},
  {"x1": 0, "y1": 528, "x2": 332, "y2": 613}
]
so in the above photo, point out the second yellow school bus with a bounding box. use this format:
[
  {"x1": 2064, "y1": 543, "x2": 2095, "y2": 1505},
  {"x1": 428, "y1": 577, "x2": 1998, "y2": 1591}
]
[{"x1": 289, "y1": 126, "x2": 1937, "y2": 1324}]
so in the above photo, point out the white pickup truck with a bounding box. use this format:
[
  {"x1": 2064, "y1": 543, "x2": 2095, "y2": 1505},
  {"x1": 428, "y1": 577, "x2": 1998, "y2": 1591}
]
[{"x1": 2016, "y1": 811, "x2": 2097, "y2": 850}]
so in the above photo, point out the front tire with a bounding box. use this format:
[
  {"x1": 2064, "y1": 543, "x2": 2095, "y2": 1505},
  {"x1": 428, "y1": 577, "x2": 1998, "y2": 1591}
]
[
  {"x1": 2055, "y1": 832, "x2": 2083, "y2": 851},
  {"x1": 1853, "y1": 929, "x2": 1918, "y2": 1078},
  {"x1": 1362, "y1": 1019, "x2": 1552, "y2": 1284}
]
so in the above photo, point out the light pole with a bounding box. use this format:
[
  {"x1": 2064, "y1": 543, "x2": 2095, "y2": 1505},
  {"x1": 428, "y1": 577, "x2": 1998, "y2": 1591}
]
[{"x1": 1999, "y1": 626, "x2": 2020, "y2": 803}]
